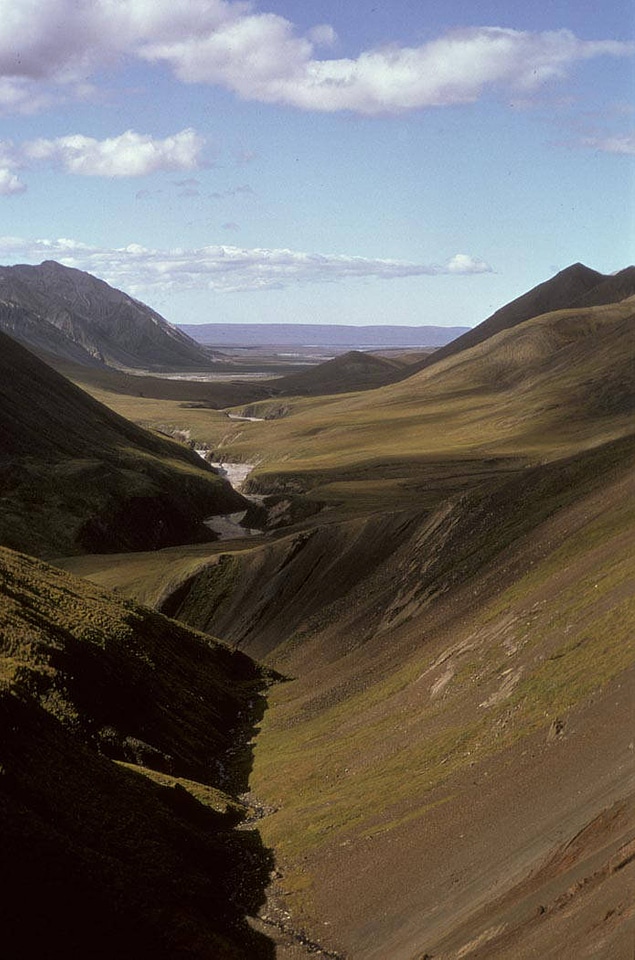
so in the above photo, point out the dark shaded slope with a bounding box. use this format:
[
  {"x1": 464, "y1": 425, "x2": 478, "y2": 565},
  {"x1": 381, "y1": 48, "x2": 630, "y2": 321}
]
[
  {"x1": 0, "y1": 259, "x2": 216, "y2": 370},
  {"x1": 0, "y1": 547, "x2": 275, "y2": 960},
  {"x1": 0, "y1": 298, "x2": 106, "y2": 366},
  {"x1": 400, "y1": 262, "x2": 607, "y2": 377},
  {"x1": 572, "y1": 265, "x2": 635, "y2": 308},
  {"x1": 47, "y1": 348, "x2": 414, "y2": 407},
  {"x1": 46, "y1": 352, "x2": 281, "y2": 407},
  {"x1": 0, "y1": 331, "x2": 245, "y2": 556}
]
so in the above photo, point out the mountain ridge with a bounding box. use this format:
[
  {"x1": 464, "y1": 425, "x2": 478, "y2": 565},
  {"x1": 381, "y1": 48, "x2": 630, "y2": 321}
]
[
  {"x1": 397, "y1": 262, "x2": 633, "y2": 378},
  {"x1": 0, "y1": 260, "x2": 217, "y2": 371}
]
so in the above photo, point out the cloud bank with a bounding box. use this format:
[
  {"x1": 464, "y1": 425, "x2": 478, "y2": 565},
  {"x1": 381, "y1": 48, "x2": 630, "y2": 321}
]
[
  {"x1": 0, "y1": 236, "x2": 492, "y2": 293},
  {"x1": 0, "y1": 0, "x2": 631, "y2": 116}
]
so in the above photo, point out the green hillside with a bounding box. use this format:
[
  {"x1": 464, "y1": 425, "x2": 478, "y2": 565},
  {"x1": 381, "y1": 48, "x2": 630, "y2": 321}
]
[
  {"x1": 62, "y1": 278, "x2": 635, "y2": 959},
  {"x1": 0, "y1": 331, "x2": 245, "y2": 557},
  {"x1": 11, "y1": 264, "x2": 635, "y2": 959},
  {"x1": 190, "y1": 297, "x2": 635, "y2": 516}
]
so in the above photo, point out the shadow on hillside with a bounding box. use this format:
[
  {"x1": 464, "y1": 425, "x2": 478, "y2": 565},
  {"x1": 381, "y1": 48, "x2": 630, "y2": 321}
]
[
  {"x1": 219, "y1": 689, "x2": 271, "y2": 794},
  {"x1": 0, "y1": 681, "x2": 279, "y2": 959}
]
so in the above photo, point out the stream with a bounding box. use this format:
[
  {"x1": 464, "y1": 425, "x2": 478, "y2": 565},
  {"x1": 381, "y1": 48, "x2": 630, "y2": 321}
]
[{"x1": 195, "y1": 451, "x2": 263, "y2": 541}]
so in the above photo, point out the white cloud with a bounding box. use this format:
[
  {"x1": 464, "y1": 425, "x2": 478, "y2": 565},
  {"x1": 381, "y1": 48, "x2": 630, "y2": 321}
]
[
  {"x1": 141, "y1": 24, "x2": 633, "y2": 114},
  {"x1": 578, "y1": 133, "x2": 635, "y2": 155},
  {"x1": 0, "y1": 236, "x2": 493, "y2": 293},
  {"x1": 23, "y1": 128, "x2": 204, "y2": 177},
  {"x1": 0, "y1": 129, "x2": 205, "y2": 193},
  {"x1": 445, "y1": 254, "x2": 491, "y2": 274},
  {"x1": 0, "y1": 169, "x2": 26, "y2": 195},
  {"x1": 0, "y1": 77, "x2": 53, "y2": 114},
  {"x1": 0, "y1": 141, "x2": 25, "y2": 194},
  {"x1": 0, "y1": 0, "x2": 630, "y2": 116}
]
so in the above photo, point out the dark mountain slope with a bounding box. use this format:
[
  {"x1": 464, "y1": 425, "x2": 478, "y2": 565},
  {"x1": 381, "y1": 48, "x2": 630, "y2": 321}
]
[
  {"x1": 400, "y1": 262, "x2": 607, "y2": 377},
  {"x1": 0, "y1": 260, "x2": 215, "y2": 370},
  {"x1": 0, "y1": 331, "x2": 245, "y2": 556},
  {"x1": 572, "y1": 265, "x2": 635, "y2": 308},
  {"x1": 0, "y1": 546, "x2": 274, "y2": 959}
]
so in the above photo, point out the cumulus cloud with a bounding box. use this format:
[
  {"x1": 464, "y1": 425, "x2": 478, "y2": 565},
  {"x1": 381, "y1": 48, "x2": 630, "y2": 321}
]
[
  {"x1": 0, "y1": 129, "x2": 206, "y2": 193},
  {"x1": 445, "y1": 253, "x2": 491, "y2": 273},
  {"x1": 23, "y1": 128, "x2": 204, "y2": 176},
  {"x1": 0, "y1": 236, "x2": 492, "y2": 293},
  {"x1": 0, "y1": 141, "x2": 26, "y2": 194},
  {"x1": 0, "y1": 0, "x2": 630, "y2": 116}
]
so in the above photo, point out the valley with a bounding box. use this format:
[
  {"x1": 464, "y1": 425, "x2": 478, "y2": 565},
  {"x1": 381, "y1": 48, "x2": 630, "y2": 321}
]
[{"x1": 1, "y1": 260, "x2": 634, "y2": 958}]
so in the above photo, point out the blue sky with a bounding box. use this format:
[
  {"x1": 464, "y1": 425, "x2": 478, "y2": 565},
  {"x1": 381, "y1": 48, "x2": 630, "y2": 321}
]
[{"x1": 0, "y1": 0, "x2": 633, "y2": 327}]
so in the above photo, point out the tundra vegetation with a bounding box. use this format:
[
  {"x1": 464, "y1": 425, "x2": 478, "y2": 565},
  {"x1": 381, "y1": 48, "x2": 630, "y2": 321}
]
[{"x1": 2, "y1": 262, "x2": 634, "y2": 958}]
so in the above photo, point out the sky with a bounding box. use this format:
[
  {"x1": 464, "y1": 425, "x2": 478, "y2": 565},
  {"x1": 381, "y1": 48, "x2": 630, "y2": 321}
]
[{"x1": 0, "y1": 0, "x2": 633, "y2": 328}]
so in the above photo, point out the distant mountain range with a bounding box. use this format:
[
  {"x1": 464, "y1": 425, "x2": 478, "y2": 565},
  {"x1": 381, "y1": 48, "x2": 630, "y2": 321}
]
[
  {"x1": 2, "y1": 258, "x2": 633, "y2": 411},
  {"x1": 0, "y1": 260, "x2": 216, "y2": 371},
  {"x1": 178, "y1": 321, "x2": 471, "y2": 348}
]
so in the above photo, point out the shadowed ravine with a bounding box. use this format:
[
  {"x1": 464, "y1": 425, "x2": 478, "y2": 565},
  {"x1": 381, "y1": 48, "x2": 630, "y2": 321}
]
[{"x1": 0, "y1": 548, "x2": 282, "y2": 960}]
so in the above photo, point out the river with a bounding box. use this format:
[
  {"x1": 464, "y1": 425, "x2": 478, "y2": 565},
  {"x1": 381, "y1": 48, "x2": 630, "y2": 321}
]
[{"x1": 195, "y1": 451, "x2": 263, "y2": 541}]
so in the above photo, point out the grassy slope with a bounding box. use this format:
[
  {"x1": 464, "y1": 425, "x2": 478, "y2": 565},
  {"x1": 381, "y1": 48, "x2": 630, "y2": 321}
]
[
  {"x1": 148, "y1": 298, "x2": 633, "y2": 530},
  {"x1": 248, "y1": 433, "x2": 635, "y2": 959},
  {"x1": 0, "y1": 331, "x2": 246, "y2": 557},
  {"x1": 395, "y1": 261, "x2": 607, "y2": 377},
  {"x1": 62, "y1": 294, "x2": 635, "y2": 958},
  {"x1": 70, "y1": 298, "x2": 634, "y2": 530},
  {"x1": 47, "y1": 278, "x2": 635, "y2": 955},
  {"x1": 0, "y1": 546, "x2": 276, "y2": 959},
  {"x1": 66, "y1": 434, "x2": 635, "y2": 959}
]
